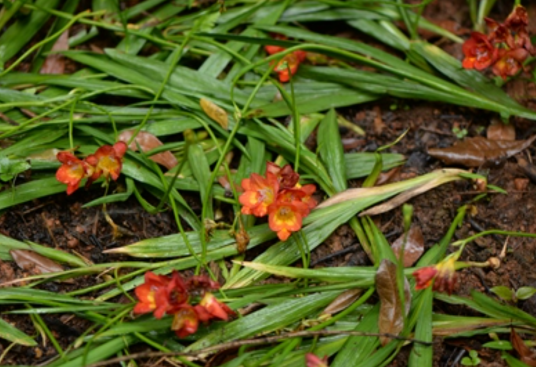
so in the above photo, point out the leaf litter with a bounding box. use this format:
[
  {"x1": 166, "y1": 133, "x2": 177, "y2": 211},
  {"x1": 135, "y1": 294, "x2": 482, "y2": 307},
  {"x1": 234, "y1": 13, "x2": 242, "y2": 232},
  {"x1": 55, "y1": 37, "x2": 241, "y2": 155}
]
[
  {"x1": 391, "y1": 225, "x2": 424, "y2": 268},
  {"x1": 375, "y1": 259, "x2": 410, "y2": 346},
  {"x1": 427, "y1": 135, "x2": 536, "y2": 167}
]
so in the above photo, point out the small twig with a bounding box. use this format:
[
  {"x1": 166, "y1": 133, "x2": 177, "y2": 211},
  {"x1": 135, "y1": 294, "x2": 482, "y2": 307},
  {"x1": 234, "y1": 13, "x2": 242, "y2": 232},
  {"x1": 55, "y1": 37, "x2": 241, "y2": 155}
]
[
  {"x1": 21, "y1": 200, "x2": 54, "y2": 215},
  {"x1": 0, "y1": 111, "x2": 18, "y2": 125},
  {"x1": 309, "y1": 244, "x2": 361, "y2": 266},
  {"x1": 468, "y1": 218, "x2": 504, "y2": 246},
  {"x1": 41, "y1": 212, "x2": 59, "y2": 248},
  {"x1": 85, "y1": 330, "x2": 433, "y2": 367}
]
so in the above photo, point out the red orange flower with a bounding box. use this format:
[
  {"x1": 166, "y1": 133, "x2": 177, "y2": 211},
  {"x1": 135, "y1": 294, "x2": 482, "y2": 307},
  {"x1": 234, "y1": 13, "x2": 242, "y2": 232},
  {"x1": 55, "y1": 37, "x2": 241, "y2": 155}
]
[
  {"x1": 85, "y1": 141, "x2": 128, "y2": 183},
  {"x1": 239, "y1": 172, "x2": 279, "y2": 217},
  {"x1": 55, "y1": 141, "x2": 128, "y2": 194},
  {"x1": 198, "y1": 293, "x2": 235, "y2": 321},
  {"x1": 266, "y1": 162, "x2": 299, "y2": 189},
  {"x1": 504, "y1": 6, "x2": 529, "y2": 34},
  {"x1": 268, "y1": 198, "x2": 309, "y2": 241},
  {"x1": 171, "y1": 305, "x2": 199, "y2": 338},
  {"x1": 306, "y1": 353, "x2": 329, "y2": 367},
  {"x1": 412, "y1": 266, "x2": 438, "y2": 291},
  {"x1": 171, "y1": 293, "x2": 235, "y2": 338},
  {"x1": 273, "y1": 50, "x2": 307, "y2": 83},
  {"x1": 265, "y1": 35, "x2": 307, "y2": 82},
  {"x1": 55, "y1": 152, "x2": 93, "y2": 195},
  {"x1": 279, "y1": 184, "x2": 317, "y2": 215},
  {"x1": 133, "y1": 271, "x2": 234, "y2": 338},
  {"x1": 462, "y1": 6, "x2": 535, "y2": 81},
  {"x1": 462, "y1": 32, "x2": 498, "y2": 70},
  {"x1": 185, "y1": 275, "x2": 221, "y2": 295},
  {"x1": 133, "y1": 271, "x2": 189, "y2": 319},
  {"x1": 492, "y1": 48, "x2": 529, "y2": 80},
  {"x1": 264, "y1": 34, "x2": 289, "y2": 55},
  {"x1": 265, "y1": 44, "x2": 286, "y2": 55},
  {"x1": 412, "y1": 256, "x2": 458, "y2": 295}
]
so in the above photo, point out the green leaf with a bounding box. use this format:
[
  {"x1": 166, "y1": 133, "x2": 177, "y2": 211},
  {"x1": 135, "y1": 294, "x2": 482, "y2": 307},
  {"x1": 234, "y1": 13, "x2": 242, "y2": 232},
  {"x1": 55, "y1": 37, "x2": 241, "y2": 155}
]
[
  {"x1": 0, "y1": 0, "x2": 61, "y2": 64},
  {"x1": 46, "y1": 335, "x2": 136, "y2": 367},
  {"x1": 409, "y1": 288, "x2": 433, "y2": 367},
  {"x1": 0, "y1": 287, "x2": 111, "y2": 305},
  {"x1": 435, "y1": 291, "x2": 536, "y2": 327},
  {"x1": 0, "y1": 157, "x2": 30, "y2": 181},
  {"x1": 108, "y1": 225, "x2": 275, "y2": 258},
  {"x1": 188, "y1": 142, "x2": 214, "y2": 219},
  {"x1": 0, "y1": 128, "x2": 66, "y2": 157},
  {"x1": 345, "y1": 152, "x2": 405, "y2": 179},
  {"x1": 502, "y1": 352, "x2": 532, "y2": 367},
  {"x1": 491, "y1": 286, "x2": 514, "y2": 302},
  {"x1": 186, "y1": 291, "x2": 340, "y2": 351},
  {"x1": 483, "y1": 340, "x2": 513, "y2": 351},
  {"x1": 237, "y1": 261, "x2": 376, "y2": 283},
  {"x1": 516, "y1": 287, "x2": 536, "y2": 301},
  {"x1": 331, "y1": 304, "x2": 380, "y2": 367},
  {"x1": 411, "y1": 41, "x2": 536, "y2": 120},
  {"x1": 0, "y1": 178, "x2": 67, "y2": 215},
  {"x1": 0, "y1": 233, "x2": 87, "y2": 267},
  {"x1": 248, "y1": 84, "x2": 378, "y2": 118},
  {"x1": 0, "y1": 317, "x2": 37, "y2": 346},
  {"x1": 317, "y1": 108, "x2": 347, "y2": 192}
]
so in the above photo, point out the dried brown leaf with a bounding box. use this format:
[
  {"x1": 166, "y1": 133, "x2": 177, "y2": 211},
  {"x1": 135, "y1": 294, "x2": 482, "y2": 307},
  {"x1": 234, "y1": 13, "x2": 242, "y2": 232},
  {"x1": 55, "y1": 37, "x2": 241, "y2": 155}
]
[
  {"x1": 40, "y1": 31, "x2": 69, "y2": 75},
  {"x1": 391, "y1": 225, "x2": 424, "y2": 267},
  {"x1": 318, "y1": 169, "x2": 466, "y2": 209},
  {"x1": 118, "y1": 130, "x2": 177, "y2": 170},
  {"x1": 376, "y1": 259, "x2": 405, "y2": 346},
  {"x1": 10, "y1": 250, "x2": 64, "y2": 275},
  {"x1": 321, "y1": 289, "x2": 362, "y2": 316},
  {"x1": 428, "y1": 136, "x2": 536, "y2": 167},
  {"x1": 360, "y1": 174, "x2": 462, "y2": 216},
  {"x1": 487, "y1": 119, "x2": 516, "y2": 141},
  {"x1": 234, "y1": 227, "x2": 250, "y2": 254},
  {"x1": 511, "y1": 328, "x2": 536, "y2": 366},
  {"x1": 200, "y1": 98, "x2": 228, "y2": 129},
  {"x1": 375, "y1": 167, "x2": 400, "y2": 186}
]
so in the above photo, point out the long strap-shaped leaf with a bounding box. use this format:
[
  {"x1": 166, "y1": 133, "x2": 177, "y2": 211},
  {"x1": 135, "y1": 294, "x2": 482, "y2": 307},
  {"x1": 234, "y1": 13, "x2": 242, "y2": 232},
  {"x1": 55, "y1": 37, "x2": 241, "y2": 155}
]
[
  {"x1": 0, "y1": 317, "x2": 37, "y2": 346},
  {"x1": 253, "y1": 25, "x2": 536, "y2": 120}
]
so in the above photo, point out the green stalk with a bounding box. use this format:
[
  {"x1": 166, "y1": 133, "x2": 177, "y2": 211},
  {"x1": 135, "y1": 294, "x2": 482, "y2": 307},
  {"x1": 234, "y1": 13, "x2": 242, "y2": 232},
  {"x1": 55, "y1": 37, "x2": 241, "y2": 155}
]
[
  {"x1": 453, "y1": 230, "x2": 536, "y2": 247},
  {"x1": 476, "y1": 0, "x2": 498, "y2": 32},
  {"x1": 127, "y1": 33, "x2": 191, "y2": 145},
  {"x1": 395, "y1": 0, "x2": 418, "y2": 40},
  {"x1": 198, "y1": 62, "x2": 276, "y2": 266},
  {"x1": 0, "y1": 0, "x2": 24, "y2": 30},
  {"x1": 30, "y1": 311, "x2": 65, "y2": 359}
]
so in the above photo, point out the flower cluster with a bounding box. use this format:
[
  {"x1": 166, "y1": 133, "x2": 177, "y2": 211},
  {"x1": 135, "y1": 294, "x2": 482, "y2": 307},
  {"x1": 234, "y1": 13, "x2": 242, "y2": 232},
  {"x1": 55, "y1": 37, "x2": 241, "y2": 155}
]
[
  {"x1": 133, "y1": 271, "x2": 234, "y2": 338},
  {"x1": 55, "y1": 142, "x2": 127, "y2": 195},
  {"x1": 412, "y1": 256, "x2": 457, "y2": 295},
  {"x1": 462, "y1": 6, "x2": 535, "y2": 80},
  {"x1": 265, "y1": 35, "x2": 307, "y2": 82},
  {"x1": 239, "y1": 162, "x2": 316, "y2": 241}
]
